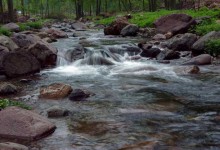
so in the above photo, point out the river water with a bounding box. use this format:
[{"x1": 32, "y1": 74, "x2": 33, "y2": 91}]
[{"x1": 9, "y1": 30, "x2": 220, "y2": 149}]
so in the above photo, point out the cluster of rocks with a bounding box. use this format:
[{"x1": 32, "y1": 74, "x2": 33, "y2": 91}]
[{"x1": 104, "y1": 13, "x2": 220, "y2": 66}]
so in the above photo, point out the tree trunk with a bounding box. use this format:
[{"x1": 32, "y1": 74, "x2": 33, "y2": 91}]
[
  {"x1": 7, "y1": 0, "x2": 14, "y2": 22},
  {"x1": 21, "y1": 0, "x2": 25, "y2": 16},
  {"x1": 0, "y1": 0, "x2": 3, "y2": 14}
]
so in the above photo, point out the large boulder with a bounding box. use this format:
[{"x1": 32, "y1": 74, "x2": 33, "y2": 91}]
[
  {"x1": 104, "y1": 17, "x2": 130, "y2": 35},
  {"x1": 153, "y1": 14, "x2": 196, "y2": 35},
  {"x1": 2, "y1": 52, "x2": 41, "y2": 78},
  {"x1": 192, "y1": 31, "x2": 220, "y2": 55},
  {"x1": 182, "y1": 54, "x2": 212, "y2": 65},
  {"x1": 0, "y1": 107, "x2": 56, "y2": 141},
  {"x1": 0, "y1": 35, "x2": 19, "y2": 51},
  {"x1": 0, "y1": 142, "x2": 28, "y2": 150},
  {"x1": 71, "y1": 22, "x2": 88, "y2": 31},
  {"x1": 40, "y1": 83, "x2": 73, "y2": 100},
  {"x1": 165, "y1": 33, "x2": 198, "y2": 51},
  {"x1": 65, "y1": 44, "x2": 85, "y2": 62},
  {"x1": 28, "y1": 41, "x2": 58, "y2": 67},
  {"x1": 120, "y1": 24, "x2": 139, "y2": 36},
  {"x1": 45, "y1": 29, "x2": 68, "y2": 39},
  {"x1": 2, "y1": 23, "x2": 20, "y2": 32},
  {"x1": 11, "y1": 33, "x2": 41, "y2": 49},
  {"x1": 47, "y1": 106, "x2": 69, "y2": 118}
]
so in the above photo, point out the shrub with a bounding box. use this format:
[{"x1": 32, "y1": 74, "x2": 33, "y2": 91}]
[
  {"x1": 0, "y1": 27, "x2": 12, "y2": 36},
  {"x1": 0, "y1": 99, "x2": 32, "y2": 110},
  {"x1": 26, "y1": 21, "x2": 43, "y2": 29},
  {"x1": 205, "y1": 39, "x2": 220, "y2": 57}
]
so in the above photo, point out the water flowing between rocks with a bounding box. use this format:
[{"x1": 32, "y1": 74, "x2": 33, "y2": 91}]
[{"x1": 5, "y1": 30, "x2": 220, "y2": 149}]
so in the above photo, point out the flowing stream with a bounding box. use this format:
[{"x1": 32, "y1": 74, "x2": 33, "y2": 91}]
[{"x1": 9, "y1": 29, "x2": 220, "y2": 149}]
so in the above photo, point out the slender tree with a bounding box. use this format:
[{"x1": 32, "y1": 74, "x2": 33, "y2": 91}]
[{"x1": 7, "y1": 0, "x2": 14, "y2": 22}]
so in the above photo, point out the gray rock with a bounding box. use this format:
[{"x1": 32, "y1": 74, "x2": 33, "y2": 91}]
[
  {"x1": 69, "y1": 89, "x2": 94, "y2": 101},
  {"x1": 192, "y1": 31, "x2": 220, "y2": 55},
  {"x1": 156, "y1": 50, "x2": 180, "y2": 60},
  {"x1": 140, "y1": 47, "x2": 161, "y2": 58},
  {"x1": 182, "y1": 54, "x2": 212, "y2": 65},
  {"x1": 2, "y1": 51, "x2": 41, "y2": 78},
  {"x1": 120, "y1": 24, "x2": 139, "y2": 36},
  {"x1": 0, "y1": 83, "x2": 17, "y2": 95},
  {"x1": 65, "y1": 44, "x2": 85, "y2": 62},
  {"x1": 165, "y1": 33, "x2": 198, "y2": 51},
  {"x1": 0, "y1": 142, "x2": 28, "y2": 150},
  {"x1": 71, "y1": 22, "x2": 88, "y2": 31},
  {"x1": 47, "y1": 106, "x2": 69, "y2": 118},
  {"x1": 153, "y1": 34, "x2": 166, "y2": 41},
  {"x1": 154, "y1": 14, "x2": 196, "y2": 35},
  {"x1": 11, "y1": 33, "x2": 41, "y2": 49},
  {"x1": 0, "y1": 35, "x2": 19, "y2": 51},
  {"x1": 0, "y1": 106, "x2": 56, "y2": 141},
  {"x1": 2, "y1": 23, "x2": 20, "y2": 32}
]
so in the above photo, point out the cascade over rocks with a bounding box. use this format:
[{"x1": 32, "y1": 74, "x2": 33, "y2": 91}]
[
  {"x1": 40, "y1": 83, "x2": 73, "y2": 100},
  {"x1": 28, "y1": 41, "x2": 58, "y2": 67},
  {"x1": 165, "y1": 33, "x2": 198, "y2": 51},
  {"x1": 192, "y1": 31, "x2": 220, "y2": 55},
  {"x1": 104, "y1": 17, "x2": 130, "y2": 35},
  {"x1": 2, "y1": 23, "x2": 20, "y2": 32},
  {"x1": 0, "y1": 107, "x2": 56, "y2": 141},
  {"x1": 153, "y1": 14, "x2": 196, "y2": 35},
  {"x1": 65, "y1": 44, "x2": 85, "y2": 62},
  {"x1": 120, "y1": 24, "x2": 139, "y2": 36},
  {"x1": 182, "y1": 54, "x2": 212, "y2": 65},
  {"x1": 2, "y1": 51, "x2": 41, "y2": 78},
  {"x1": 0, "y1": 35, "x2": 19, "y2": 51}
]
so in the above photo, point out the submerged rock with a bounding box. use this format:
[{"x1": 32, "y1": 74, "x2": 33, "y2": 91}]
[
  {"x1": 0, "y1": 106, "x2": 56, "y2": 141},
  {"x1": 47, "y1": 106, "x2": 69, "y2": 118},
  {"x1": 140, "y1": 47, "x2": 161, "y2": 58},
  {"x1": 80, "y1": 54, "x2": 115, "y2": 65},
  {"x1": 182, "y1": 54, "x2": 212, "y2": 65},
  {"x1": 69, "y1": 89, "x2": 94, "y2": 101},
  {"x1": 40, "y1": 83, "x2": 73, "y2": 100},
  {"x1": 0, "y1": 142, "x2": 28, "y2": 150},
  {"x1": 174, "y1": 65, "x2": 200, "y2": 75},
  {"x1": 154, "y1": 14, "x2": 196, "y2": 35}
]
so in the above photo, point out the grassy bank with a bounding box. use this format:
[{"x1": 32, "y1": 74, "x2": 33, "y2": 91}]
[{"x1": 96, "y1": 8, "x2": 220, "y2": 35}]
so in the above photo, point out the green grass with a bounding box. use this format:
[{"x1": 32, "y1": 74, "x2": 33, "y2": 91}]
[
  {"x1": 0, "y1": 27, "x2": 12, "y2": 36},
  {"x1": 0, "y1": 99, "x2": 32, "y2": 110},
  {"x1": 205, "y1": 39, "x2": 220, "y2": 56},
  {"x1": 96, "y1": 8, "x2": 220, "y2": 35},
  {"x1": 18, "y1": 20, "x2": 43, "y2": 31}
]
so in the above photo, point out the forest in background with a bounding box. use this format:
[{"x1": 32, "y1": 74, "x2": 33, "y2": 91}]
[{"x1": 0, "y1": 0, "x2": 207, "y2": 22}]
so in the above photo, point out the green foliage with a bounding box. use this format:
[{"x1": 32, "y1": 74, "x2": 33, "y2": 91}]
[
  {"x1": 96, "y1": 8, "x2": 220, "y2": 29},
  {"x1": 26, "y1": 21, "x2": 43, "y2": 29},
  {"x1": 0, "y1": 28, "x2": 12, "y2": 36},
  {"x1": 195, "y1": 22, "x2": 220, "y2": 35},
  {"x1": 205, "y1": 39, "x2": 220, "y2": 57},
  {"x1": 18, "y1": 21, "x2": 43, "y2": 31},
  {"x1": 0, "y1": 99, "x2": 32, "y2": 110}
]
